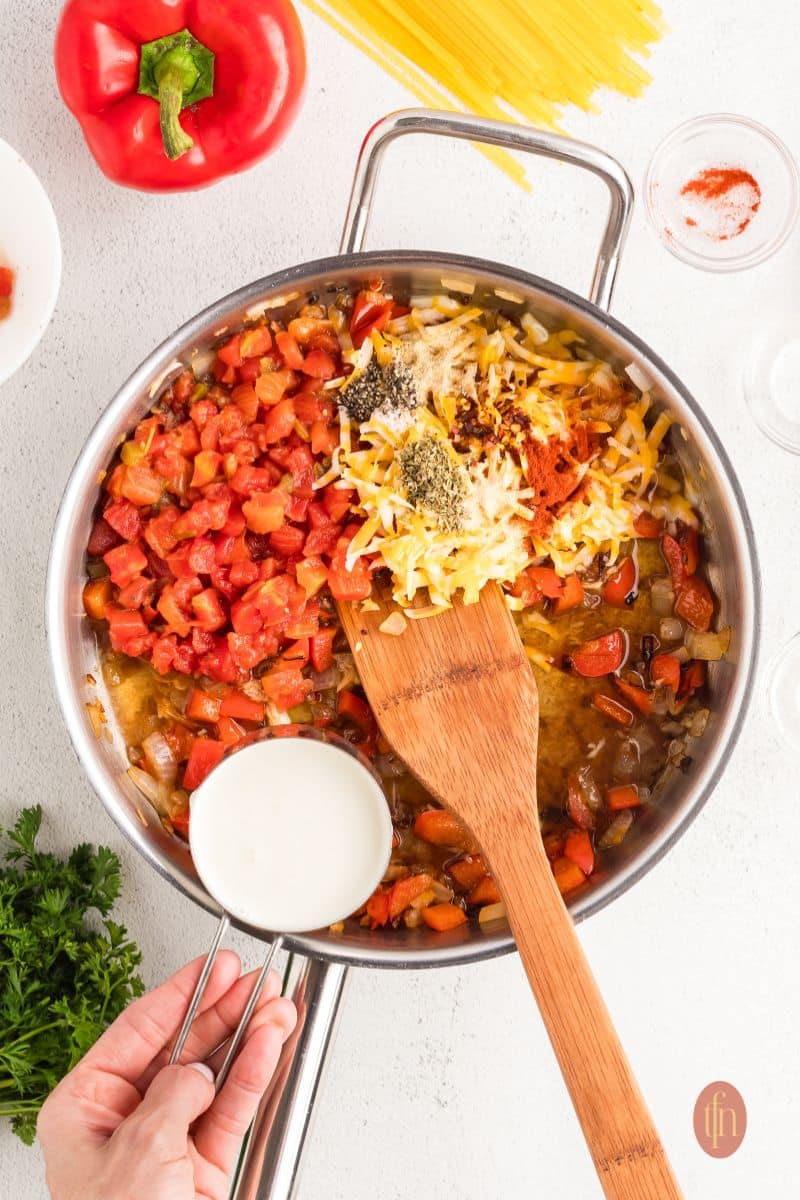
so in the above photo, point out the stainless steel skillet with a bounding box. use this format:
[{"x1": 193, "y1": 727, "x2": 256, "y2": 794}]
[{"x1": 46, "y1": 110, "x2": 760, "y2": 1197}]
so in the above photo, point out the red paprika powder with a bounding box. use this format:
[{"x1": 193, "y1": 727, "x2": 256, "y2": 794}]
[{"x1": 679, "y1": 167, "x2": 762, "y2": 241}]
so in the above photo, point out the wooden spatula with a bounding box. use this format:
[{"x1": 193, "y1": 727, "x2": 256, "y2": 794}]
[{"x1": 338, "y1": 581, "x2": 683, "y2": 1200}]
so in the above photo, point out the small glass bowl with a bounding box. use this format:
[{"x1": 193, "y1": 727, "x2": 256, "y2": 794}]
[
  {"x1": 744, "y1": 315, "x2": 800, "y2": 453},
  {"x1": 644, "y1": 114, "x2": 799, "y2": 272},
  {"x1": 767, "y1": 633, "x2": 800, "y2": 751}
]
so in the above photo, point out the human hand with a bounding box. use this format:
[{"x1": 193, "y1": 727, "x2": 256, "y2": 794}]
[{"x1": 37, "y1": 951, "x2": 296, "y2": 1200}]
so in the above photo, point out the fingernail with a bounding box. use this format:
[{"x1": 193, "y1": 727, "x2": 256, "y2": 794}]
[{"x1": 187, "y1": 1061, "x2": 215, "y2": 1085}]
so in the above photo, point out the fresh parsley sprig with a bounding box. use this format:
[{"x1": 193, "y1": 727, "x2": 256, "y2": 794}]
[{"x1": 0, "y1": 806, "x2": 144, "y2": 1144}]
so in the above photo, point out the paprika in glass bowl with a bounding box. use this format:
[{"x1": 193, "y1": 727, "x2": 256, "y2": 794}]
[{"x1": 54, "y1": 0, "x2": 306, "y2": 192}]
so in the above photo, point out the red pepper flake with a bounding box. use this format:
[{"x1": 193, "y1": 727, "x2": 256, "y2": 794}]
[{"x1": 679, "y1": 167, "x2": 762, "y2": 242}]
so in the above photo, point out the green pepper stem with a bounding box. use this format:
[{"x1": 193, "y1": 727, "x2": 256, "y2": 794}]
[
  {"x1": 138, "y1": 30, "x2": 215, "y2": 162},
  {"x1": 156, "y1": 65, "x2": 195, "y2": 160}
]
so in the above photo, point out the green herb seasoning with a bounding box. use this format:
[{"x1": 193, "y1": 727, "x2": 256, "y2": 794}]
[
  {"x1": 398, "y1": 435, "x2": 466, "y2": 532},
  {"x1": 341, "y1": 357, "x2": 417, "y2": 423}
]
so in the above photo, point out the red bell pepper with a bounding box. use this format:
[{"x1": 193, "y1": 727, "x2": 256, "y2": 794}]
[{"x1": 54, "y1": 0, "x2": 306, "y2": 191}]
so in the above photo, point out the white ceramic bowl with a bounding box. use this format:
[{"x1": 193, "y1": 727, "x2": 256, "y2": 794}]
[{"x1": 0, "y1": 138, "x2": 62, "y2": 385}]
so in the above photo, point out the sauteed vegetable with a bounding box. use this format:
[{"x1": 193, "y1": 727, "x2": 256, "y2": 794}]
[{"x1": 84, "y1": 285, "x2": 726, "y2": 932}]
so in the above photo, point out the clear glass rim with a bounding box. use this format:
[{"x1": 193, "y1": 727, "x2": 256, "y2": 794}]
[{"x1": 644, "y1": 112, "x2": 800, "y2": 273}]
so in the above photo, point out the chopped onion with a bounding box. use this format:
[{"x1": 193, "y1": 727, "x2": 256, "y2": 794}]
[
  {"x1": 685, "y1": 626, "x2": 731, "y2": 662},
  {"x1": 241, "y1": 678, "x2": 266, "y2": 701},
  {"x1": 142, "y1": 731, "x2": 177, "y2": 785},
  {"x1": 478, "y1": 901, "x2": 507, "y2": 925},
  {"x1": 403, "y1": 907, "x2": 423, "y2": 929},
  {"x1": 650, "y1": 576, "x2": 675, "y2": 616},
  {"x1": 659, "y1": 617, "x2": 684, "y2": 642},
  {"x1": 430, "y1": 879, "x2": 454, "y2": 903},
  {"x1": 334, "y1": 652, "x2": 359, "y2": 692},
  {"x1": 379, "y1": 611, "x2": 408, "y2": 636},
  {"x1": 598, "y1": 810, "x2": 634, "y2": 849},
  {"x1": 625, "y1": 361, "x2": 653, "y2": 394},
  {"x1": 649, "y1": 686, "x2": 671, "y2": 717},
  {"x1": 687, "y1": 708, "x2": 710, "y2": 738},
  {"x1": 374, "y1": 752, "x2": 407, "y2": 779},
  {"x1": 127, "y1": 765, "x2": 172, "y2": 815},
  {"x1": 612, "y1": 739, "x2": 640, "y2": 783},
  {"x1": 673, "y1": 645, "x2": 690, "y2": 664},
  {"x1": 310, "y1": 666, "x2": 341, "y2": 691},
  {"x1": 574, "y1": 764, "x2": 602, "y2": 811}
]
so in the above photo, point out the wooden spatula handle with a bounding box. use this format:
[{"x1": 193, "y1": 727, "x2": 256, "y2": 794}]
[{"x1": 487, "y1": 830, "x2": 683, "y2": 1200}]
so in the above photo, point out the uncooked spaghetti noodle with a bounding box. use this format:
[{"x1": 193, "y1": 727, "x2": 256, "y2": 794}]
[{"x1": 303, "y1": 0, "x2": 664, "y2": 186}]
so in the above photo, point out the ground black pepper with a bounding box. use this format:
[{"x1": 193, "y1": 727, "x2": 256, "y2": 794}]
[
  {"x1": 341, "y1": 358, "x2": 417, "y2": 423},
  {"x1": 398, "y1": 435, "x2": 466, "y2": 532}
]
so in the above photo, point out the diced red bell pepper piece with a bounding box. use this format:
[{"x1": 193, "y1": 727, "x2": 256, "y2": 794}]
[
  {"x1": 183, "y1": 738, "x2": 226, "y2": 790},
  {"x1": 563, "y1": 830, "x2": 595, "y2": 876},
  {"x1": 651, "y1": 653, "x2": 681, "y2": 692},
  {"x1": 219, "y1": 690, "x2": 265, "y2": 723},
  {"x1": 186, "y1": 689, "x2": 223, "y2": 723}
]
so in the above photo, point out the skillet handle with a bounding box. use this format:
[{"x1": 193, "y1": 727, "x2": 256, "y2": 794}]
[
  {"x1": 339, "y1": 109, "x2": 633, "y2": 311},
  {"x1": 230, "y1": 955, "x2": 349, "y2": 1200}
]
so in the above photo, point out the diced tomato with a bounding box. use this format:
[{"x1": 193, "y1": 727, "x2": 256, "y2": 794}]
[
  {"x1": 242, "y1": 489, "x2": 287, "y2": 535},
  {"x1": 413, "y1": 809, "x2": 471, "y2": 850},
  {"x1": 157, "y1": 584, "x2": 192, "y2": 637},
  {"x1": 87, "y1": 516, "x2": 121, "y2": 557},
  {"x1": 162, "y1": 722, "x2": 195, "y2": 762},
  {"x1": 591, "y1": 693, "x2": 634, "y2": 727},
  {"x1": 675, "y1": 576, "x2": 714, "y2": 632},
  {"x1": 191, "y1": 588, "x2": 227, "y2": 632},
  {"x1": 239, "y1": 326, "x2": 273, "y2": 358},
  {"x1": 302, "y1": 348, "x2": 337, "y2": 380},
  {"x1": 103, "y1": 500, "x2": 143, "y2": 542},
  {"x1": 231, "y1": 596, "x2": 264, "y2": 635},
  {"x1": 422, "y1": 903, "x2": 468, "y2": 932},
  {"x1": 260, "y1": 667, "x2": 312, "y2": 711},
  {"x1": 231, "y1": 384, "x2": 259, "y2": 424},
  {"x1": 679, "y1": 659, "x2": 706, "y2": 699},
  {"x1": 337, "y1": 689, "x2": 377, "y2": 751},
  {"x1": 144, "y1": 507, "x2": 180, "y2": 558},
  {"x1": 191, "y1": 450, "x2": 223, "y2": 489},
  {"x1": 227, "y1": 630, "x2": 279, "y2": 672},
  {"x1": 309, "y1": 627, "x2": 336, "y2": 672},
  {"x1": 219, "y1": 690, "x2": 265, "y2": 723},
  {"x1": 151, "y1": 634, "x2": 177, "y2": 674},
  {"x1": 296, "y1": 556, "x2": 328, "y2": 599},
  {"x1": 103, "y1": 543, "x2": 148, "y2": 586},
  {"x1": 633, "y1": 512, "x2": 664, "y2": 538},
  {"x1": 602, "y1": 556, "x2": 638, "y2": 607},
  {"x1": 229, "y1": 560, "x2": 259, "y2": 588},
  {"x1": 83, "y1": 577, "x2": 112, "y2": 621},
  {"x1": 311, "y1": 420, "x2": 339, "y2": 457},
  {"x1": 275, "y1": 330, "x2": 304, "y2": 370},
  {"x1": 106, "y1": 604, "x2": 148, "y2": 651},
  {"x1": 552, "y1": 856, "x2": 587, "y2": 895},
  {"x1": 327, "y1": 544, "x2": 372, "y2": 602},
  {"x1": 120, "y1": 465, "x2": 163, "y2": 506},
  {"x1": 606, "y1": 784, "x2": 641, "y2": 811},
  {"x1": 255, "y1": 369, "x2": 294, "y2": 407},
  {"x1": 270, "y1": 523, "x2": 306, "y2": 558},
  {"x1": 218, "y1": 334, "x2": 243, "y2": 368},
  {"x1": 263, "y1": 398, "x2": 296, "y2": 444},
  {"x1": 183, "y1": 738, "x2": 226, "y2": 789},
  {"x1": 187, "y1": 537, "x2": 216, "y2": 575},
  {"x1": 186, "y1": 689, "x2": 222, "y2": 722},
  {"x1": 613, "y1": 676, "x2": 653, "y2": 715},
  {"x1": 552, "y1": 573, "x2": 584, "y2": 615},
  {"x1": 563, "y1": 830, "x2": 595, "y2": 876},
  {"x1": 198, "y1": 637, "x2": 238, "y2": 683},
  {"x1": 278, "y1": 638, "x2": 309, "y2": 669},
  {"x1": 651, "y1": 653, "x2": 681, "y2": 692},
  {"x1": 116, "y1": 576, "x2": 153, "y2": 609},
  {"x1": 250, "y1": 574, "x2": 292, "y2": 624},
  {"x1": 388, "y1": 873, "x2": 432, "y2": 921},
  {"x1": 569, "y1": 629, "x2": 627, "y2": 677}
]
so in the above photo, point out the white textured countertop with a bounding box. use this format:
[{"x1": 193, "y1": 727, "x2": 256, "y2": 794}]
[{"x1": 1, "y1": 1, "x2": 798, "y2": 1195}]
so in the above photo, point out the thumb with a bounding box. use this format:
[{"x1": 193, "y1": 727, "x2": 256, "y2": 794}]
[{"x1": 124, "y1": 1063, "x2": 215, "y2": 1157}]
